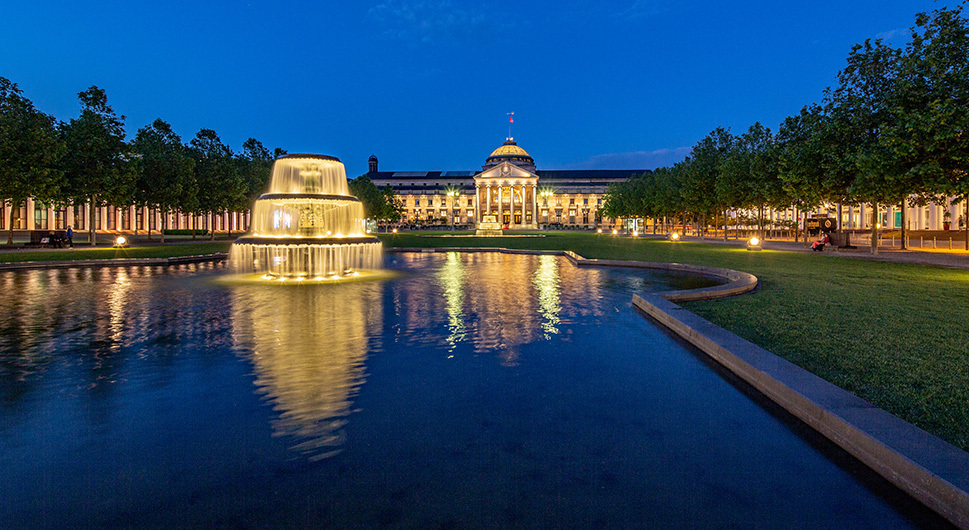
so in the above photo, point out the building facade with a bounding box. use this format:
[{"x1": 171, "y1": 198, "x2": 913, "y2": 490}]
[{"x1": 367, "y1": 138, "x2": 648, "y2": 228}]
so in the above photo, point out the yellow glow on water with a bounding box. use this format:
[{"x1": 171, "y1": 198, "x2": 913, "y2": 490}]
[
  {"x1": 533, "y1": 254, "x2": 561, "y2": 338},
  {"x1": 438, "y1": 252, "x2": 468, "y2": 351}
]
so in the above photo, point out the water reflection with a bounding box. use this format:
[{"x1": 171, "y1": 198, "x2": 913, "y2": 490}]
[
  {"x1": 230, "y1": 282, "x2": 382, "y2": 460},
  {"x1": 388, "y1": 253, "x2": 608, "y2": 365},
  {"x1": 533, "y1": 254, "x2": 561, "y2": 338},
  {"x1": 437, "y1": 252, "x2": 467, "y2": 352}
]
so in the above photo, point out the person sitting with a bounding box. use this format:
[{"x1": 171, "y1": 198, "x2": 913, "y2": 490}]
[{"x1": 811, "y1": 233, "x2": 830, "y2": 251}]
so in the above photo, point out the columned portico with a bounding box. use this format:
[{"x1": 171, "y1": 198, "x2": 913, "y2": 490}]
[{"x1": 473, "y1": 138, "x2": 540, "y2": 230}]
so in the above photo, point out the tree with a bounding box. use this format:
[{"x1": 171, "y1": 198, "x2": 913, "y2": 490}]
[
  {"x1": 684, "y1": 128, "x2": 734, "y2": 239},
  {"x1": 0, "y1": 77, "x2": 64, "y2": 244},
  {"x1": 349, "y1": 175, "x2": 404, "y2": 223},
  {"x1": 61, "y1": 86, "x2": 134, "y2": 246},
  {"x1": 825, "y1": 39, "x2": 903, "y2": 253},
  {"x1": 189, "y1": 128, "x2": 240, "y2": 240},
  {"x1": 887, "y1": 4, "x2": 969, "y2": 247},
  {"x1": 132, "y1": 119, "x2": 195, "y2": 243}
]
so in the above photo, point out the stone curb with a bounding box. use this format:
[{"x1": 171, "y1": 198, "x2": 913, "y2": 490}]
[
  {"x1": 633, "y1": 293, "x2": 969, "y2": 529},
  {"x1": 0, "y1": 253, "x2": 227, "y2": 271}
]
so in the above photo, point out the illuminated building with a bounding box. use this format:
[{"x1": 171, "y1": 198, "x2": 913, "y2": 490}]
[{"x1": 367, "y1": 138, "x2": 648, "y2": 229}]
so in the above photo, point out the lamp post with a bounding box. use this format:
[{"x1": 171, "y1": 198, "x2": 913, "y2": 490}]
[
  {"x1": 539, "y1": 189, "x2": 553, "y2": 231},
  {"x1": 447, "y1": 189, "x2": 459, "y2": 232}
]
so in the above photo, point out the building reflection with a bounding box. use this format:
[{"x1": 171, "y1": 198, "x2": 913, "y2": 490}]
[
  {"x1": 389, "y1": 253, "x2": 605, "y2": 365},
  {"x1": 230, "y1": 281, "x2": 382, "y2": 460}
]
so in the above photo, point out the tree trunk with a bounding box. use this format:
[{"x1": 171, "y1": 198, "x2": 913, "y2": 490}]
[
  {"x1": 965, "y1": 198, "x2": 968, "y2": 251},
  {"x1": 210, "y1": 212, "x2": 216, "y2": 241},
  {"x1": 870, "y1": 202, "x2": 879, "y2": 255},
  {"x1": 192, "y1": 215, "x2": 197, "y2": 240},
  {"x1": 794, "y1": 206, "x2": 799, "y2": 243},
  {"x1": 7, "y1": 197, "x2": 17, "y2": 245},
  {"x1": 837, "y1": 202, "x2": 843, "y2": 231},
  {"x1": 723, "y1": 209, "x2": 728, "y2": 241},
  {"x1": 161, "y1": 209, "x2": 167, "y2": 244},
  {"x1": 900, "y1": 200, "x2": 907, "y2": 250}
]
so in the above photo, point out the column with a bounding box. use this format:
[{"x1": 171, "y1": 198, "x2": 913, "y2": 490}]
[
  {"x1": 511, "y1": 185, "x2": 517, "y2": 226},
  {"x1": 497, "y1": 186, "x2": 503, "y2": 223},
  {"x1": 531, "y1": 184, "x2": 537, "y2": 226},
  {"x1": 486, "y1": 185, "x2": 492, "y2": 218},
  {"x1": 474, "y1": 185, "x2": 480, "y2": 224}
]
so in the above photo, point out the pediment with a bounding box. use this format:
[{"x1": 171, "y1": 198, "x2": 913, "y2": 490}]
[{"x1": 474, "y1": 162, "x2": 538, "y2": 183}]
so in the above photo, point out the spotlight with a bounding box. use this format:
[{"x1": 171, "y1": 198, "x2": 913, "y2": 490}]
[
  {"x1": 114, "y1": 236, "x2": 127, "y2": 247},
  {"x1": 746, "y1": 236, "x2": 763, "y2": 251},
  {"x1": 668, "y1": 232, "x2": 680, "y2": 241}
]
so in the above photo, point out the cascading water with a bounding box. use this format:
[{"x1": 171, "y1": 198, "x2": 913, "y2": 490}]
[{"x1": 229, "y1": 154, "x2": 382, "y2": 279}]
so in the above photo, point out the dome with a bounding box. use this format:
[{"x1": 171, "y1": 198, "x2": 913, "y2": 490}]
[
  {"x1": 483, "y1": 139, "x2": 535, "y2": 171},
  {"x1": 489, "y1": 141, "x2": 531, "y2": 159}
]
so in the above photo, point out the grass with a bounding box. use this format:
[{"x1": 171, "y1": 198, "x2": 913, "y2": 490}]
[
  {"x1": 0, "y1": 241, "x2": 233, "y2": 263},
  {"x1": 381, "y1": 231, "x2": 969, "y2": 451}
]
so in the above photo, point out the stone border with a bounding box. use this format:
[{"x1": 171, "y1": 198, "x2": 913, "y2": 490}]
[
  {"x1": 0, "y1": 252, "x2": 227, "y2": 271},
  {"x1": 393, "y1": 246, "x2": 969, "y2": 528}
]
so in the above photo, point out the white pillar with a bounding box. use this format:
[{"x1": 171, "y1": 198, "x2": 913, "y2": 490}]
[
  {"x1": 486, "y1": 185, "x2": 492, "y2": 218},
  {"x1": 474, "y1": 185, "x2": 480, "y2": 224}
]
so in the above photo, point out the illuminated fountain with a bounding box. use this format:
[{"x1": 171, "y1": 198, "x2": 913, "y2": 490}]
[{"x1": 230, "y1": 154, "x2": 382, "y2": 279}]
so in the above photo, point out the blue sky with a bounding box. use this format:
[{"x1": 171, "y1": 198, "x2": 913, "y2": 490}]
[{"x1": 0, "y1": 0, "x2": 956, "y2": 177}]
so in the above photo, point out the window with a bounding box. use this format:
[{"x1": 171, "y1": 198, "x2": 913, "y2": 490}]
[
  {"x1": 34, "y1": 203, "x2": 49, "y2": 230},
  {"x1": 569, "y1": 198, "x2": 575, "y2": 205},
  {"x1": 467, "y1": 199, "x2": 473, "y2": 206},
  {"x1": 54, "y1": 207, "x2": 67, "y2": 229},
  {"x1": 73, "y1": 205, "x2": 85, "y2": 230},
  {"x1": 583, "y1": 198, "x2": 589, "y2": 205}
]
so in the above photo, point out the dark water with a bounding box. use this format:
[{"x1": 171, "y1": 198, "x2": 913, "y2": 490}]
[{"x1": 0, "y1": 252, "x2": 947, "y2": 528}]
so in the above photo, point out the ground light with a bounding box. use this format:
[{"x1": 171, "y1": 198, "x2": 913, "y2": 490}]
[
  {"x1": 612, "y1": 229, "x2": 618, "y2": 235},
  {"x1": 746, "y1": 236, "x2": 762, "y2": 251},
  {"x1": 114, "y1": 236, "x2": 128, "y2": 248},
  {"x1": 668, "y1": 232, "x2": 681, "y2": 242}
]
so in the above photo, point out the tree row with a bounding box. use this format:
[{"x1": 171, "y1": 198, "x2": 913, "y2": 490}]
[
  {"x1": 602, "y1": 3, "x2": 969, "y2": 252},
  {"x1": 0, "y1": 82, "x2": 284, "y2": 244}
]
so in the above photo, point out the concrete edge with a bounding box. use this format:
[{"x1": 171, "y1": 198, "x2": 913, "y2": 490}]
[
  {"x1": 0, "y1": 253, "x2": 227, "y2": 271},
  {"x1": 632, "y1": 293, "x2": 969, "y2": 529}
]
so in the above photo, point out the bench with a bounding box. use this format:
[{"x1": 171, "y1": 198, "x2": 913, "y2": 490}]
[
  {"x1": 827, "y1": 232, "x2": 855, "y2": 251},
  {"x1": 25, "y1": 230, "x2": 67, "y2": 248}
]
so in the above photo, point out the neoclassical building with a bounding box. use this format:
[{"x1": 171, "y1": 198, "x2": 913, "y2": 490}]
[{"x1": 367, "y1": 138, "x2": 648, "y2": 228}]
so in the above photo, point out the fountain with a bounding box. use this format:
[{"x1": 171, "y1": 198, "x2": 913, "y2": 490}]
[{"x1": 230, "y1": 154, "x2": 382, "y2": 279}]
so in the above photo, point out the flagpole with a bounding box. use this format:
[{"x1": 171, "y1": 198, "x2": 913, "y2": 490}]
[{"x1": 507, "y1": 111, "x2": 514, "y2": 139}]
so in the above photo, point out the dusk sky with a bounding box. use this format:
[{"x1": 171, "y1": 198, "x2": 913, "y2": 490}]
[{"x1": 1, "y1": 0, "x2": 957, "y2": 177}]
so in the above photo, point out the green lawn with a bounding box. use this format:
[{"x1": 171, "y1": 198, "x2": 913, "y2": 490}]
[
  {"x1": 0, "y1": 241, "x2": 233, "y2": 263},
  {"x1": 381, "y1": 232, "x2": 969, "y2": 451}
]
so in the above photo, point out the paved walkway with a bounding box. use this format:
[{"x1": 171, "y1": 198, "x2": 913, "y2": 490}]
[{"x1": 675, "y1": 234, "x2": 969, "y2": 271}]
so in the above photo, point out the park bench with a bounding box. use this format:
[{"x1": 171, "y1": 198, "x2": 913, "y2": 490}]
[
  {"x1": 25, "y1": 230, "x2": 67, "y2": 248},
  {"x1": 827, "y1": 232, "x2": 855, "y2": 251}
]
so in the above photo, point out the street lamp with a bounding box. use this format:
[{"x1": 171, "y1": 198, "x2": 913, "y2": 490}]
[
  {"x1": 539, "y1": 188, "x2": 553, "y2": 231},
  {"x1": 445, "y1": 187, "x2": 459, "y2": 232}
]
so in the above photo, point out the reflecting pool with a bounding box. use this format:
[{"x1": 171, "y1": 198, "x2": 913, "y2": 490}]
[{"x1": 0, "y1": 253, "x2": 948, "y2": 527}]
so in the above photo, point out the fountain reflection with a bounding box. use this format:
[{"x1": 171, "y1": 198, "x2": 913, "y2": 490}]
[{"x1": 231, "y1": 282, "x2": 382, "y2": 460}]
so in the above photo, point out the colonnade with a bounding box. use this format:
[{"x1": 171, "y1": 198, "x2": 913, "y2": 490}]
[
  {"x1": 474, "y1": 183, "x2": 538, "y2": 227},
  {"x1": 0, "y1": 201, "x2": 250, "y2": 234}
]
